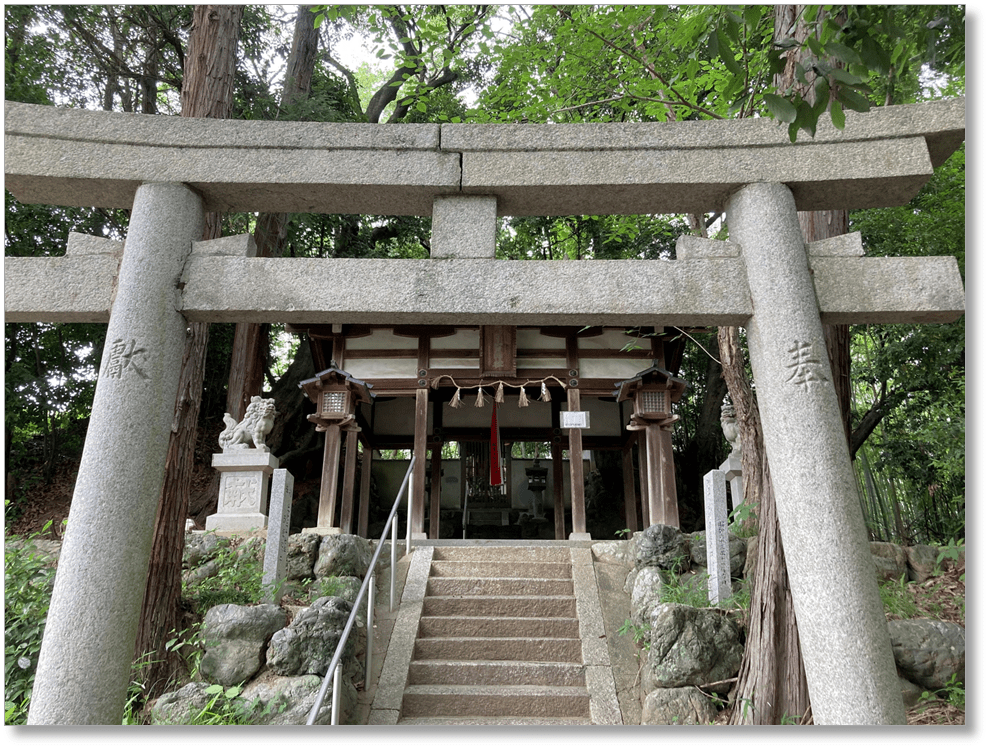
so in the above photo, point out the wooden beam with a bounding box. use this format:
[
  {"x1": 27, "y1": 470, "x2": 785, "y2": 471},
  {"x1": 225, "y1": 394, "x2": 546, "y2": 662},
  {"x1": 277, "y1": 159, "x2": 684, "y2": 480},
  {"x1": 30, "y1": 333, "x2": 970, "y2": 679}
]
[
  {"x1": 357, "y1": 446, "x2": 372, "y2": 538},
  {"x1": 622, "y1": 442, "x2": 638, "y2": 533},
  {"x1": 552, "y1": 439, "x2": 566, "y2": 541},
  {"x1": 567, "y1": 387, "x2": 586, "y2": 535},
  {"x1": 317, "y1": 425, "x2": 342, "y2": 528},
  {"x1": 429, "y1": 445, "x2": 442, "y2": 539},
  {"x1": 412, "y1": 388, "x2": 428, "y2": 536},
  {"x1": 339, "y1": 429, "x2": 358, "y2": 533}
]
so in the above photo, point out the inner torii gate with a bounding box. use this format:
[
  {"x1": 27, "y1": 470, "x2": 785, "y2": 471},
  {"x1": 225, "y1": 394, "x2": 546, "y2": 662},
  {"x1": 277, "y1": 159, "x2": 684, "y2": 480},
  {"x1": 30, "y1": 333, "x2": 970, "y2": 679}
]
[{"x1": 4, "y1": 98, "x2": 964, "y2": 725}]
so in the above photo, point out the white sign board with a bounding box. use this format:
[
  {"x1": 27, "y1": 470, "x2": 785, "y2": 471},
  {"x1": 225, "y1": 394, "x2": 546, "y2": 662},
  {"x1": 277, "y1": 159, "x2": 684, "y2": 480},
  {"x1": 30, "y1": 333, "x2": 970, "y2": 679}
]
[{"x1": 560, "y1": 411, "x2": 590, "y2": 429}]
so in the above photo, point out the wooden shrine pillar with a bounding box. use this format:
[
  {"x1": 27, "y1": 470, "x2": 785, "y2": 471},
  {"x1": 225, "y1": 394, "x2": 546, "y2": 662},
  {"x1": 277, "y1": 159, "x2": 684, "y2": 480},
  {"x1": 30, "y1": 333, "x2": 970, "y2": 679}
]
[
  {"x1": 643, "y1": 423, "x2": 679, "y2": 528},
  {"x1": 637, "y1": 435, "x2": 649, "y2": 529},
  {"x1": 622, "y1": 440, "x2": 639, "y2": 533},
  {"x1": 552, "y1": 439, "x2": 566, "y2": 540},
  {"x1": 317, "y1": 425, "x2": 342, "y2": 528},
  {"x1": 411, "y1": 388, "x2": 428, "y2": 537},
  {"x1": 567, "y1": 387, "x2": 587, "y2": 536},
  {"x1": 357, "y1": 445, "x2": 373, "y2": 538},
  {"x1": 339, "y1": 429, "x2": 359, "y2": 534},
  {"x1": 429, "y1": 444, "x2": 442, "y2": 539}
]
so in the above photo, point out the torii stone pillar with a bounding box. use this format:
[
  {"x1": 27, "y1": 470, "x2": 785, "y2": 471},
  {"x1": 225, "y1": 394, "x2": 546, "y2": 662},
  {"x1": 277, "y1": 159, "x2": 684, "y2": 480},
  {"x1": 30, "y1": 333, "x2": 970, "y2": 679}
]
[
  {"x1": 28, "y1": 182, "x2": 204, "y2": 725},
  {"x1": 728, "y1": 182, "x2": 906, "y2": 725}
]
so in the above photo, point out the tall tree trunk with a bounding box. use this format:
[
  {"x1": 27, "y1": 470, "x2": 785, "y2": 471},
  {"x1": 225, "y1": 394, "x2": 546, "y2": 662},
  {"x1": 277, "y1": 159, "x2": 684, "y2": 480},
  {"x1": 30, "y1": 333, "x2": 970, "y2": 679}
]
[
  {"x1": 226, "y1": 5, "x2": 320, "y2": 421},
  {"x1": 134, "y1": 5, "x2": 243, "y2": 700}
]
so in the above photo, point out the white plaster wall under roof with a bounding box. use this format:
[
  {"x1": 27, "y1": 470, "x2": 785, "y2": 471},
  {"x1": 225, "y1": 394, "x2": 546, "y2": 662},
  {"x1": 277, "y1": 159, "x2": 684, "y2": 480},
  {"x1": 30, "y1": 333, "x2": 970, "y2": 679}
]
[
  {"x1": 345, "y1": 359, "x2": 416, "y2": 380},
  {"x1": 516, "y1": 328, "x2": 567, "y2": 349},
  {"x1": 429, "y1": 328, "x2": 480, "y2": 349},
  {"x1": 346, "y1": 329, "x2": 418, "y2": 349}
]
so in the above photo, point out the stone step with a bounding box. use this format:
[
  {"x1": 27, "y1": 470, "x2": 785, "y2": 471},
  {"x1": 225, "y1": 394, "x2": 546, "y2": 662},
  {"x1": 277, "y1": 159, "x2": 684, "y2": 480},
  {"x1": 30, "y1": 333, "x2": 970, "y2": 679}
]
[
  {"x1": 429, "y1": 560, "x2": 573, "y2": 579},
  {"x1": 418, "y1": 614, "x2": 580, "y2": 639},
  {"x1": 426, "y1": 576, "x2": 574, "y2": 597},
  {"x1": 408, "y1": 659, "x2": 586, "y2": 687},
  {"x1": 413, "y1": 636, "x2": 583, "y2": 663},
  {"x1": 421, "y1": 594, "x2": 577, "y2": 618},
  {"x1": 398, "y1": 716, "x2": 593, "y2": 725},
  {"x1": 430, "y1": 545, "x2": 571, "y2": 562},
  {"x1": 401, "y1": 684, "x2": 590, "y2": 719}
]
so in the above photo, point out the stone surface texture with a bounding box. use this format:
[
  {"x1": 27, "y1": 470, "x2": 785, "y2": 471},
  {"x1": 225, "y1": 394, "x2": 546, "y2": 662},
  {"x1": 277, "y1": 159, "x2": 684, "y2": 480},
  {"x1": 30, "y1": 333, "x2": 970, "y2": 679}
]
[
  {"x1": 262, "y1": 469, "x2": 294, "y2": 603},
  {"x1": 199, "y1": 603, "x2": 287, "y2": 686},
  {"x1": 5, "y1": 98, "x2": 963, "y2": 216},
  {"x1": 26, "y1": 182, "x2": 204, "y2": 726},
  {"x1": 688, "y1": 530, "x2": 748, "y2": 579},
  {"x1": 635, "y1": 523, "x2": 691, "y2": 572},
  {"x1": 728, "y1": 181, "x2": 906, "y2": 725},
  {"x1": 286, "y1": 533, "x2": 321, "y2": 580},
  {"x1": 645, "y1": 603, "x2": 744, "y2": 691},
  {"x1": 313, "y1": 534, "x2": 374, "y2": 579},
  {"x1": 888, "y1": 619, "x2": 966, "y2": 690},
  {"x1": 641, "y1": 686, "x2": 721, "y2": 725},
  {"x1": 430, "y1": 195, "x2": 498, "y2": 258},
  {"x1": 266, "y1": 596, "x2": 362, "y2": 679}
]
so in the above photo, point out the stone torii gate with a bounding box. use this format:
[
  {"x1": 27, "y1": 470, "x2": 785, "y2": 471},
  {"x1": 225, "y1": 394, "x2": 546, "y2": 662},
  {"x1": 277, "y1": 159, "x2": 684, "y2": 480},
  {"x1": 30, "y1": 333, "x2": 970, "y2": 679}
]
[{"x1": 4, "y1": 98, "x2": 964, "y2": 725}]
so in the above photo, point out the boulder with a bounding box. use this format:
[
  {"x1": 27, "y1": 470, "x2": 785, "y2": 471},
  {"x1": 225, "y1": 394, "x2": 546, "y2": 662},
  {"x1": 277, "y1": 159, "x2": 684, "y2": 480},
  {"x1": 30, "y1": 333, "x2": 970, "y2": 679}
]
[
  {"x1": 641, "y1": 686, "x2": 720, "y2": 725},
  {"x1": 313, "y1": 534, "x2": 373, "y2": 579},
  {"x1": 286, "y1": 533, "x2": 321, "y2": 581},
  {"x1": 687, "y1": 531, "x2": 748, "y2": 578},
  {"x1": 904, "y1": 544, "x2": 940, "y2": 583},
  {"x1": 148, "y1": 682, "x2": 213, "y2": 724},
  {"x1": 591, "y1": 539, "x2": 635, "y2": 567},
  {"x1": 871, "y1": 542, "x2": 908, "y2": 582},
  {"x1": 888, "y1": 618, "x2": 965, "y2": 690},
  {"x1": 199, "y1": 603, "x2": 287, "y2": 686},
  {"x1": 645, "y1": 603, "x2": 744, "y2": 691},
  {"x1": 239, "y1": 673, "x2": 358, "y2": 725},
  {"x1": 184, "y1": 532, "x2": 221, "y2": 569},
  {"x1": 629, "y1": 566, "x2": 667, "y2": 629},
  {"x1": 313, "y1": 575, "x2": 367, "y2": 622},
  {"x1": 266, "y1": 596, "x2": 363, "y2": 679},
  {"x1": 635, "y1": 524, "x2": 690, "y2": 573}
]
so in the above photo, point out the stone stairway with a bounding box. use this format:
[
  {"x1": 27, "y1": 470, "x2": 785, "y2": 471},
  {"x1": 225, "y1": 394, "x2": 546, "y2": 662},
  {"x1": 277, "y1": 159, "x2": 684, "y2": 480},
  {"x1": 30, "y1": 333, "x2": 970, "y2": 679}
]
[{"x1": 369, "y1": 541, "x2": 622, "y2": 725}]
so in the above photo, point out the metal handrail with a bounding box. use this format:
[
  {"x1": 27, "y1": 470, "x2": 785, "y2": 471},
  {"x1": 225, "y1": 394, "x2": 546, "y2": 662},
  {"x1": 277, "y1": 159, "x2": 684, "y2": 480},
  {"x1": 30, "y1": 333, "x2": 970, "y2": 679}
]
[{"x1": 306, "y1": 455, "x2": 416, "y2": 725}]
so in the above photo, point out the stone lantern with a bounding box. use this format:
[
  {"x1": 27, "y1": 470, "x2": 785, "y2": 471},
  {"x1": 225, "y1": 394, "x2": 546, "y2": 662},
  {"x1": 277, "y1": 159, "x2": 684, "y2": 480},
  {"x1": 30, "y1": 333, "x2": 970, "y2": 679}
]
[{"x1": 524, "y1": 458, "x2": 549, "y2": 520}]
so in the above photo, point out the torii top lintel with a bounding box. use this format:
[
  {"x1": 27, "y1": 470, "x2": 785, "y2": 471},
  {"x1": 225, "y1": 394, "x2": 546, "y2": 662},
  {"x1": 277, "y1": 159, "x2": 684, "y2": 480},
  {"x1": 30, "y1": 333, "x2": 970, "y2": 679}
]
[{"x1": 3, "y1": 98, "x2": 964, "y2": 217}]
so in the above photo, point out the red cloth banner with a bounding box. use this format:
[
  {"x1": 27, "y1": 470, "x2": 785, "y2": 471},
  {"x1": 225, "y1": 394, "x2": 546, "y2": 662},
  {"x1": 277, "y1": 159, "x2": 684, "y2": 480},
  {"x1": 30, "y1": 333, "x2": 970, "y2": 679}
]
[{"x1": 490, "y1": 401, "x2": 503, "y2": 486}]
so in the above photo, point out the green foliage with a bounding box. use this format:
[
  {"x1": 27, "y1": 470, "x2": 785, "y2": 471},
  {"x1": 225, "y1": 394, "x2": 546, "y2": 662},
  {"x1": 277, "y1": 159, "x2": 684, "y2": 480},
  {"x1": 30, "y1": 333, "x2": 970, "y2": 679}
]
[
  {"x1": 850, "y1": 147, "x2": 965, "y2": 545},
  {"x1": 878, "y1": 575, "x2": 921, "y2": 619},
  {"x1": 618, "y1": 617, "x2": 651, "y2": 651},
  {"x1": 182, "y1": 536, "x2": 265, "y2": 615},
  {"x1": 919, "y1": 673, "x2": 965, "y2": 712},
  {"x1": 3, "y1": 521, "x2": 60, "y2": 725},
  {"x1": 728, "y1": 503, "x2": 758, "y2": 538}
]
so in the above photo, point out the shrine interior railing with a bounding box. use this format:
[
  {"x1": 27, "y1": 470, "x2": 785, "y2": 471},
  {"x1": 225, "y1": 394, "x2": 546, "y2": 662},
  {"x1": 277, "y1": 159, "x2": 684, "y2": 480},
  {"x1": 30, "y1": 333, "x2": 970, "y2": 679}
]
[{"x1": 306, "y1": 456, "x2": 416, "y2": 725}]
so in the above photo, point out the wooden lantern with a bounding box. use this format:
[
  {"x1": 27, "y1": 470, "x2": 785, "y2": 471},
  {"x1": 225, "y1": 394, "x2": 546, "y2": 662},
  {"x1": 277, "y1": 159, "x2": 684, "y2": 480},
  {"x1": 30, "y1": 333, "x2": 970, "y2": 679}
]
[
  {"x1": 613, "y1": 360, "x2": 688, "y2": 430},
  {"x1": 299, "y1": 361, "x2": 373, "y2": 432}
]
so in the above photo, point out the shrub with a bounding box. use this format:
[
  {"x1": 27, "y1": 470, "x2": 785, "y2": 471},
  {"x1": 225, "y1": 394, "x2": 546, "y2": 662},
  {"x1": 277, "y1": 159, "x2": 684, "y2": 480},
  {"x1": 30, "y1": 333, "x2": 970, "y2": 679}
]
[{"x1": 4, "y1": 522, "x2": 59, "y2": 724}]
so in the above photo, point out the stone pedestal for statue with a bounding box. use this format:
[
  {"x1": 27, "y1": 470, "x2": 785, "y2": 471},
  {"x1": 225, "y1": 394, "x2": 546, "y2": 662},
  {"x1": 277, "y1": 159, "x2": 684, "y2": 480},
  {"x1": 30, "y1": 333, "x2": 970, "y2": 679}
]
[{"x1": 207, "y1": 450, "x2": 279, "y2": 531}]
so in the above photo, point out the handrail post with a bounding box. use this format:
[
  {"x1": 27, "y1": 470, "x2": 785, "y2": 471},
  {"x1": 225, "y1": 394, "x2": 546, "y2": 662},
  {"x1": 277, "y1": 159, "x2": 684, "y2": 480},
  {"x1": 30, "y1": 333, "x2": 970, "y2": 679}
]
[
  {"x1": 390, "y1": 516, "x2": 397, "y2": 612},
  {"x1": 365, "y1": 571, "x2": 376, "y2": 686},
  {"x1": 406, "y1": 466, "x2": 413, "y2": 552},
  {"x1": 330, "y1": 662, "x2": 342, "y2": 725}
]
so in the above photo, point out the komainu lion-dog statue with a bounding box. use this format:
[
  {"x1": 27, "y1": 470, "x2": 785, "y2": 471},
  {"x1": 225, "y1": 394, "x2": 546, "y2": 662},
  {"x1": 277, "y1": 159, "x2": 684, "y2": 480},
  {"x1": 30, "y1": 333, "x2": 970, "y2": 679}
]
[{"x1": 218, "y1": 395, "x2": 276, "y2": 452}]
